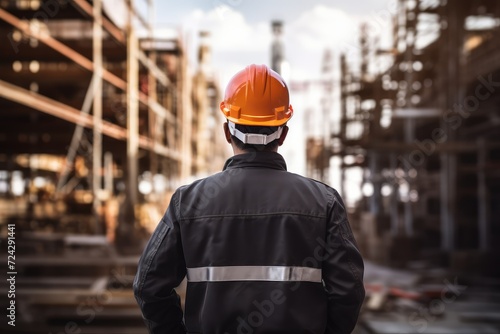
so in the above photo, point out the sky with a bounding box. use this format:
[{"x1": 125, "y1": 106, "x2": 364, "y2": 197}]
[
  {"x1": 148, "y1": 0, "x2": 394, "y2": 82},
  {"x1": 127, "y1": 0, "x2": 396, "y2": 197}
]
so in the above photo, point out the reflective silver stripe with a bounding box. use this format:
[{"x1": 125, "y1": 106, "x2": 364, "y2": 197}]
[{"x1": 186, "y1": 266, "x2": 321, "y2": 283}]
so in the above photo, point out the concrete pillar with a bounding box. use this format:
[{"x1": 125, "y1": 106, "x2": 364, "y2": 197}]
[
  {"x1": 440, "y1": 2, "x2": 462, "y2": 251},
  {"x1": 404, "y1": 119, "x2": 415, "y2": 236},
  {"x1": 369, "y1": 152, "x2": 381, "y2": 215},
  {"x1": 390, "y1": 153, "x2": 399, "y2": 236},
  {"x1": 477, "y1": 137, "x2": 489, "y2": 251}
]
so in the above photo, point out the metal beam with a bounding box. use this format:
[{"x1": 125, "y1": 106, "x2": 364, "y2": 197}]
[
  {"x1": 148, "y1": 97, "x2": 175, "y2": 123},
  {"x1": 368, "y1": 152, "x2": 381, "y2": 215},
  {"x1": 440, "y1": 152, "x2": 456, "y2": 251},
  {"x1": 0, "y1": 80, "x2": 180, "y2": 160},
  {"x1": 403, "y1": 118, "x2": 415, "y2": 236},
  {"x1": 147, "y1": 0, "x2": 159, "y2": 176},
  {"x1": 0, "y1": 8, "x2": 126, "y2": 90},
  {"x1": 150, "y1": 142, "x2": 180, "y2": 159},
  {"x1": 138, "y1": 50, "x2": 169, "y2": 87},
  {"x1": 390, "y1": 153, "x2": 399, "y2": 236},
  {"x1": 440, "y1": 1, "x2": 462, "y2": 252},
  {"x1": 72, "y1": 0, "x2": 170, "y2": 90},
  {"x1": 0, "y1": 79, "x2": 120, "y2": 138},
  {"x1": 104, "y1": 151, "x2": 114, "y2": 196},
  {"x1": 180, "y1": 48, "x2": 193, "y2": 181},
  {"x1": 93, "y1": 0, "x2": 104, "y2": 233},
  {"x1": 127, "y1": 23, "x2": 139, "y2": 204},
  {"x1": 477, "y1": 137, "x2": 490, "y2": 251},
  {"x1": 57, "y1": 74, "x2": 96, "y2": 193},
  {"x1": 125, "y1": 0, "x2": 151, "y2": 31},
  {"x1": 0, "y1": 8, "x2": 173, "y2": 121},
  {"x1": 71, "y1": 0, "x2": 126, "y2": 44},
  {"x1": 392, "y1": 108, "x2": 441, "y2": 118}
]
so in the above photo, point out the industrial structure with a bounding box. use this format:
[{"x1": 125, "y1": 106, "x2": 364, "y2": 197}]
[
  {"x1": 316, "y1": 1, "x2": 500, "y2": 332},
  {"x1": 328, "y1": 0, "x2": 500, "y2": 272},
  {"x1": 270, "y1": 20, "x2": 284, "y2": 75},
  {"x1": 190, "y1": 31, "x2": 228, "y2": 178},
  {"x1": 304, "y1": 49, "x2": 335, "y2": 184},
  {"x1": 1, "y1": 0, "x2": 500, "y2": 332},
  {"x1": 0, "y1": 1, "x2": 225, "y2": 332}
]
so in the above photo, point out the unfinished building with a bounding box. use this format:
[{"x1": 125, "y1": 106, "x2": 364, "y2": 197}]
[
  {"x1": 0, "y1": 0, "x2": 226, "y2": 332},
  {"x1": 334, "y1": 0, "x2": 500, "y2": 273},
  {"x1": 190, "y1": 31, "x2": 228, "y2": 178}
]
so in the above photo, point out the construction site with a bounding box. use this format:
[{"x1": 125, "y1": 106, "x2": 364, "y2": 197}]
[
  {"x1": 0, "y1": 0, "x2": 499, "y2": 333},
  {"x1": 316, "y1": 0, "x2": 500, "y2": 332}
]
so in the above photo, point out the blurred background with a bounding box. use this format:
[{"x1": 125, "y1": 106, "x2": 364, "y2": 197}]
[{"x1": 0, "y1": 0, "x2": 499, "y2": 333}]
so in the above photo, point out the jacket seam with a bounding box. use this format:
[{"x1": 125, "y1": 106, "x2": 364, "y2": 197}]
[
  {"x1": 173, "y1": 190, "x2": 182, "y2": 221},
  {"x1": 225, "y1": 166, "x2": 286, "y2": 171},
  {"x1": 338, "y1": 218, "x2": 364, "y2": 300},
  {"x1": 136, "y1": 219, "x2": 170, "y2": 304},
  {"x1": 179, "y1": 211, "x2": 326, "y2": 221}
]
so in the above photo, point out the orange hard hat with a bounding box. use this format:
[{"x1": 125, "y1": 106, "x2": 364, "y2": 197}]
[{"x1": 220, "y1": 64, "x2": 293, "y2": 127}]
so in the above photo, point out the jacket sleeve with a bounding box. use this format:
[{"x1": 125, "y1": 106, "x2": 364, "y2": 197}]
[
  {"x1": 133, "y1": 191, "x2": 187, "y2": 334},
  {"x1": 323, "y1": 189, "x2": 365, "y2": 334}
]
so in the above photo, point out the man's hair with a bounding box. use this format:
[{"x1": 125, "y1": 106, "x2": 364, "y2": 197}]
[{"x1": 230, "y1": 123, "x2": 281, "y2": 152}]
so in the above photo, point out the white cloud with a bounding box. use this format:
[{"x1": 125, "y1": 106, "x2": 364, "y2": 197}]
[
  {"x1": 290, "y1": 5, "x2": 357, "y2": 50},
  {"x1": 178, "y1": 4, "x2": 365, "y2": 174},
  {"x1": 181, "y1": 3, "x2": 363, "y2": 86},
  {"x1": 286, "y1": 5, "x2": 359, "y2": 81},
  {"x1": 181, "y1": 5, "x2": 274, "y2": 88}
]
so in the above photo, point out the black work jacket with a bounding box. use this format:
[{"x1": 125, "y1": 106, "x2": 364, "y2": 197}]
[{"x1": 133, "y1": 152, "x2": 365, "y2": 334}]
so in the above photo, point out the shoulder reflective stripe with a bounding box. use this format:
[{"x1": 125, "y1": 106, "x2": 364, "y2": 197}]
[{"x1": 186, "y1": 266, "x2": 321, "y2": 283}]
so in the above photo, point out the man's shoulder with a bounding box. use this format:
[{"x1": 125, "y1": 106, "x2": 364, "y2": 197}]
[
  {"x1": 174, "y1": 169, "x2": 343, "y2": 204},
  {"x1": 175, "y1": 171, "x2": 226, "y2": 195},
  {"x1": 287, "y1": 171, "x2": 338, "y2": 192}
]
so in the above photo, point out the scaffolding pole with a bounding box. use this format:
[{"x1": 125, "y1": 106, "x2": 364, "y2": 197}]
[
  {"x1": 440, "y1": 3, "x2": 461, "y2": 251},
  {"x1": 127, "y1": 14, "x2": 139, "y2": 205},
  {"x1": 93, "y1": 0, "x2": 103, "y2": 233},
  {"x1": 477, "y1": 137, "x2": 490, "y2": 251}
]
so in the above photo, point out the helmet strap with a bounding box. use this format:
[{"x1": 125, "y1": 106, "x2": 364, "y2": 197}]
[{"x1": 227, "y1": 121, "x2": 283, "y2": 145}]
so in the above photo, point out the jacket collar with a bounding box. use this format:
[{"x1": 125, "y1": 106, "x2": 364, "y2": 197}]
[{"x1": 223, "y1": 152, "x2": 287, "y2": 171}]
